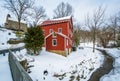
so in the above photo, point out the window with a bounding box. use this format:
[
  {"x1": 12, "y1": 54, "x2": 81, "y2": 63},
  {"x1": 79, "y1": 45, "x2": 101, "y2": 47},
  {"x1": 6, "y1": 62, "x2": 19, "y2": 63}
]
[
  {"x1": 52, "y1": 39, "x2": 57, "y2": 46},
  {"x1": 52, "y1": 32, "x2": 57, "y2": 38},
  {"x1": 49, "y1": 29, "x2": 53, "y2": 33},
  {"x1": 58, "y1": 28, "x2": 62, "y2": 33}
]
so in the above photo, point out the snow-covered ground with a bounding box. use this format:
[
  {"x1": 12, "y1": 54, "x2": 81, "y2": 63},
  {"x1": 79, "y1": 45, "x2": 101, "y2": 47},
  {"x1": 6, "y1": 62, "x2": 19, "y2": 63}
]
[
  {"x1": 0, "y1": 28, "x2": 16, "y2": 50},
  {"x1": 0, "y1": 28, "x2": 24, "y2": 50},
  {"x1": 0, "y1": 54, "x2": 13, "y2": 81},
  {"x1": 80, "y1": 42, "x2": 120, "y2": 81},
  {"x1": 100, "y1": 48, "x2": 120, "y2": 81},
  {"x1": 14, "y1": 46, "x2": 104, "y2": 81},
  {"x1": 0, "y1": 28, "x2": 24, "y2": 81}
]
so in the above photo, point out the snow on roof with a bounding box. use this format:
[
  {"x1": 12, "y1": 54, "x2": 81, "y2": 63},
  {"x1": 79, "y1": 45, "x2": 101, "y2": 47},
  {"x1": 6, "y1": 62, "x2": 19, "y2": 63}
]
[
  {"x1": 8, "y1": 17, "x2": 27, "y2": 24},
  {"x1": 52, "y1": 16, "x2": 72, "y2": 21},
  {"x1": 40, "y1": 16, "x2": 72, "y2": 26}
]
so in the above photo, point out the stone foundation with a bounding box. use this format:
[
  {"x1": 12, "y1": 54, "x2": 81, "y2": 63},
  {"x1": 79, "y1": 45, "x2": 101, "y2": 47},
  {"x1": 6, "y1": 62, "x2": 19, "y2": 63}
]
[
  {"x1": 47, "y1": 50, "x2": 67, "y2": 56},
  {"x1": 47, "y1": 48, "x2": 72, "y2": 57}
]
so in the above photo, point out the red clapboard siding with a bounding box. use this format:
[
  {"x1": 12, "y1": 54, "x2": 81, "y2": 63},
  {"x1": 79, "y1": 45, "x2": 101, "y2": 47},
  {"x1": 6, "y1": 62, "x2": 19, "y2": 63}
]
[{"x1": 38, "y1": 16, "x2": 73, "y2": 55}]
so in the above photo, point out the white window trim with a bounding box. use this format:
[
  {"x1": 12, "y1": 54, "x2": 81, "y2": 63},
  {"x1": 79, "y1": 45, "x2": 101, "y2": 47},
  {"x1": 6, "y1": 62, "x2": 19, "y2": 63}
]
[
  {"x1": 49, "y1": 29, "x2": 53, "y2": 33},
  {"x1": 52, "y1": 32, "x2": 57, "y2": 38},
  {"x1": 58, "y1": 28, "x2": 62, "y2": 33},
  {"x1": 52, "y1": 39, "x2": 57, "y2": 46}
]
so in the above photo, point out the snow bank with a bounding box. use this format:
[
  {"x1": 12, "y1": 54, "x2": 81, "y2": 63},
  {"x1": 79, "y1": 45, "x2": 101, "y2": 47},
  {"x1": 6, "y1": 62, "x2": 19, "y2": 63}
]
[
  {"x1": 52, "y1": 16, "x2": 71, "y2": 21},
  {"x1": 21, "y1": 47, "x2": 104, "y2": 81},
  {"x1": 0, "y1": 29, "x2": 16, "y2": 50},
  {"x1": 100, "y1": 48, "x2": 120, "y2": 81},
  {"x1": 0, "y1": 54, "x2": 13, "y2": 81},
  {"x1": 0, "y1": 28, "x2": 25, "y2": 81},
  {"x1": 0, "y1": 28, "x2": 24, "y2": 50}
]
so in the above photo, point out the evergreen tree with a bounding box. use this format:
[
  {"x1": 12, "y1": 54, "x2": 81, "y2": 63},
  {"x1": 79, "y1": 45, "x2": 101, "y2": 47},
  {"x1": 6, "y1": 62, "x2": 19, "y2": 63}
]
[
  {"x1": 24, "y1": 26, "x2": 44, "y2": 55},
  {"x1": 73, "y1": 30, "x2": 80, "y2": 47}
]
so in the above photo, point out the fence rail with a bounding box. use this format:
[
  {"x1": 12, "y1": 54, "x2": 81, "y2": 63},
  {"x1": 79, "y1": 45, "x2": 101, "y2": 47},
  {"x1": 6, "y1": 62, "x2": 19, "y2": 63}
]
[
  {"x1": 8, "y1": 50, "x2": 33, "y2": 81},
  {"x1": 0, "y1": 46, "x2": 24, "y2": 55}
]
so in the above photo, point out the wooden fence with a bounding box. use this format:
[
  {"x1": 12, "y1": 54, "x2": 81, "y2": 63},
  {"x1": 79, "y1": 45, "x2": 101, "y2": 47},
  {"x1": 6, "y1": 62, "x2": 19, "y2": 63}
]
[{"x1": 8, "y1": 50, "x2": 33, "y2": 81}]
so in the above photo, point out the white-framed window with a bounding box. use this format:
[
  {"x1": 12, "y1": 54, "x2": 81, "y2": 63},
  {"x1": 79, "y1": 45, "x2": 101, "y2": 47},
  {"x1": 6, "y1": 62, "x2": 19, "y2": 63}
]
[
  {"x1": 52, "y1": 39, "x2": 57, "y2": 46},
  {"x1": 49, "y1": 29, "x2": 53, "y2": 33},
  {"x1": 58, "y1": 28, "x2": 62, "y2": 33},
  {"x1": 52, "y1": 32, "x2": 57, "y2": 38}
]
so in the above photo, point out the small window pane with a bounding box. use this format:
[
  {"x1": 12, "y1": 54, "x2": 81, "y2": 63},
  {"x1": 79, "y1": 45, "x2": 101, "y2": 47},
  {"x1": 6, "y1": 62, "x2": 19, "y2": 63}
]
[
  {"x1": 52, "y1": 32, "x2": 57, "y2": 38},
  {"x1": 58, "y1": 28, "x2": 62, "y2": 33},
  {"x1": 49, "y1": 29, "x2": 53, "y2": 33},
  {"x1": 52, "y1": 39, "x2": 57, "y2": 46}
]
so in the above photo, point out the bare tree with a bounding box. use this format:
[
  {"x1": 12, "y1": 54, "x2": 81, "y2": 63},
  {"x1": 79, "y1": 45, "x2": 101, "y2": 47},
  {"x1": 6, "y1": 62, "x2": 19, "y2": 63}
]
[
  {"x1": 31, "y1": 6, "x2": 47, "y2": 26},
  {"x1": 4, "y1": 0, "x2": 34, "y2": 30},
  {"x1": 80, "y1": 29, "x2": 92, "y2": 43},
  {"x1": 85, "y1": 6, "x2": 105, "y2": 52},
  {"x1": 118, "y1": 12, "x2": 120, "y2": 31},
  {"x1": 109, "y1": 14, "x2": 120, "y2": 46},
  {"x1": 73, "y1": 23, "x2": 92, "y2": 46},
  {"x1": 97, "y1": 26, "x2": 113, "y2": 48},
  {"x1": 53, "y1": 2, "x2": 73, "y2": 18}
]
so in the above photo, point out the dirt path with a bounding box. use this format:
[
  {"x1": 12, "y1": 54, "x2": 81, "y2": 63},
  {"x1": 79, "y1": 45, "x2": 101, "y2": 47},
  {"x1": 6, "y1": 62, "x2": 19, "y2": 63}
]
[{"x1": 88, "y1": 49, "x2": 114, "y2": 81}]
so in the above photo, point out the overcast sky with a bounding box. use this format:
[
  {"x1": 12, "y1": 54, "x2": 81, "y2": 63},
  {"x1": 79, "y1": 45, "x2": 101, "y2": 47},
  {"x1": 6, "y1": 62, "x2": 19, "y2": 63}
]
[{"x1": 0, "y1": 0, "x2": 120, "y2": 25}]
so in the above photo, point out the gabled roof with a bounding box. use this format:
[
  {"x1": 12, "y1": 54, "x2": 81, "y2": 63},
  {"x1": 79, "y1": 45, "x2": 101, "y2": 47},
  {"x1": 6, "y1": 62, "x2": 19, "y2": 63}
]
[
  {"x1": 40, "y1": 16, "x2": 72, "y2": 26},
  {"x1": 45, "y1": 32, "x2": 69, "y2": 39}
]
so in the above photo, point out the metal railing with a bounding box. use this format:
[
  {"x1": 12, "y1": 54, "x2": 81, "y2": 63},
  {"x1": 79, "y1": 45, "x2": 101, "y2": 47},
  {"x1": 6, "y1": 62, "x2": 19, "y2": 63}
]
[{"x1": 8, "y1": 50, "x2": 33, "y2": 81}]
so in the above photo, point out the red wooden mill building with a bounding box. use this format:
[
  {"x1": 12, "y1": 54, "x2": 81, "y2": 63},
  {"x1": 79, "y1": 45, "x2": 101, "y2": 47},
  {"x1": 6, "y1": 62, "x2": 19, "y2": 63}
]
[{"x1": 39, "y1": 16, "x2": 73, "y2": 56}]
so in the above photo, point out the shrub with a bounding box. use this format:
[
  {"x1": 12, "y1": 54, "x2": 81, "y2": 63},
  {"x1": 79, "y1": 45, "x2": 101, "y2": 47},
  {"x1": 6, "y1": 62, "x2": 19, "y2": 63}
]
[
  {"x1": 24, "y1": 26, "x2": 44, "y2": 55},
  {"x1": 16, "y1": 31, "x2": 23, "y2": 38}
]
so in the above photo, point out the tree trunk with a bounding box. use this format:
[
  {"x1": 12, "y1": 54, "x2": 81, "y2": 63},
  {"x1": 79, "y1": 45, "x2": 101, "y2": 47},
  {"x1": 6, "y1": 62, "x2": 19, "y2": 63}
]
[
  {"x1": 18, "y1": 18, "x2": 21, "y2": 31},
  {"x1": 34, "y1": 46, "x2": 37, "y2": 55},
  {"x1": 114, "y1": 18, "x2": 117, "y2": 46},
  {"x1": 93, "y1": 29, "x2": 95, "y2": 52},
  {"x1": 113, "y1": 27, "x2": 116, "y2": 46},
  {"x1": 34, "y1": 47, "x2": 36, "y2": 55},
  {"x1": 93, "y1": 39, "x2": 95, "y2": 52}
]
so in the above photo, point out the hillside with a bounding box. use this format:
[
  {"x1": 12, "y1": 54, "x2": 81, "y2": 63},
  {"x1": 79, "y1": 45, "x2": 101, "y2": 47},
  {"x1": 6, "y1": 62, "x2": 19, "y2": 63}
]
[{"x1": 0, "y1": 28, "x2": 24, "y2": 50}]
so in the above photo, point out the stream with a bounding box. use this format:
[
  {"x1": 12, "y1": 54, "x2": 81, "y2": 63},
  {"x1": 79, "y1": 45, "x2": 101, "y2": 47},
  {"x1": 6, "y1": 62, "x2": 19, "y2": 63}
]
[{"x1": 88, "y1": 49, "x2": 114, "y2": 81}]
